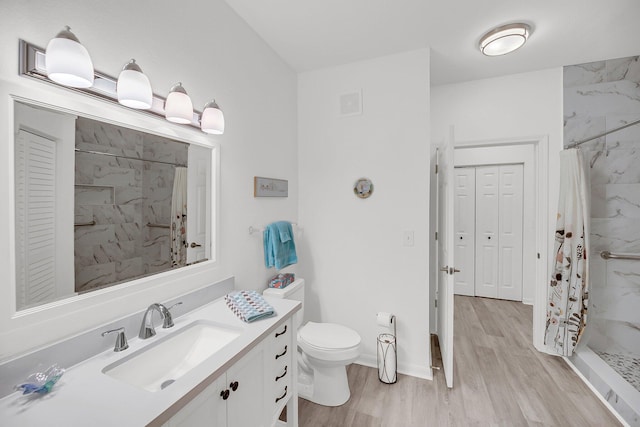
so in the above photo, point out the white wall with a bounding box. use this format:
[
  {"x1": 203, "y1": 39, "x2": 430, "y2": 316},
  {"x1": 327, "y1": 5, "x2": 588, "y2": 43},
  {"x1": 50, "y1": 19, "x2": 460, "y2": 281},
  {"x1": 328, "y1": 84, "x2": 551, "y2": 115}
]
[
  {"x1": 298, "y1": 50, "x2": 431, "y2": 378},
  {"x1": 0, "y1": 0, "x2": 297, "y2": 359},
  {"x1": 429, "y1": 68, "x2": 563, "y2": 338}
]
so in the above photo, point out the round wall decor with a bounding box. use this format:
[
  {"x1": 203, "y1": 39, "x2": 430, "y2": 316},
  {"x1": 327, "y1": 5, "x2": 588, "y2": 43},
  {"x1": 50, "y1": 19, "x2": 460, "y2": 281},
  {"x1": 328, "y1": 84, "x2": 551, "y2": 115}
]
[{"x1": 353, "y1": 178, "x2": 373, "y2": 199}]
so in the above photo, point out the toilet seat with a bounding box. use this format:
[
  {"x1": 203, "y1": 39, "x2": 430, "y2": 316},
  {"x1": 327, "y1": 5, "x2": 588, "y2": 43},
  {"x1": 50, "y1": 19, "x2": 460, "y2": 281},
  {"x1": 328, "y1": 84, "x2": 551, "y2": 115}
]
[{"x1": 298, "y1": 322, "x2": 361, "y2": 362}]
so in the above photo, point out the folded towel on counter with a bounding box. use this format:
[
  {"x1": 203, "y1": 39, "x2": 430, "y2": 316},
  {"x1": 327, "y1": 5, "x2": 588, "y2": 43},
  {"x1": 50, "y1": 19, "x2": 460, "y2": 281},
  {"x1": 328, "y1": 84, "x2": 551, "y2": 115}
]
[
  {"x1": 225, "y1": 290, "x2": 276, "y2": 323},
  {"x1": 263, "y1": 221, "x2": 298, "y2": 269},
  {"x1": 268, "y1": 273, "x2": 295, "y2": 289}
]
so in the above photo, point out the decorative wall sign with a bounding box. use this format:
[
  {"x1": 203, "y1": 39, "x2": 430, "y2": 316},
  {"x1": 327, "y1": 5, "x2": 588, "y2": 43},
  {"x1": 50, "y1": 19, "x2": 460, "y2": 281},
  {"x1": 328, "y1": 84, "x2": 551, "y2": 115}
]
[
  {"x1": 354, "y1": 177, "x2": 373, "y2": 199},
  {"x1": 254, "y1": 176, "x2": 288, "y2": 197}
]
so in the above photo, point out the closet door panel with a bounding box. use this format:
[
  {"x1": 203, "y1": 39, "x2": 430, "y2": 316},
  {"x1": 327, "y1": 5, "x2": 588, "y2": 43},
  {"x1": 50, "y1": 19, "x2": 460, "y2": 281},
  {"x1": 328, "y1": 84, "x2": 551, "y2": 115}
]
[
  {"x1": 498, "y1": 164, "x2": 524, "y2": 301},
  {"x1": 474, "y1": 166, "x2": 499, "y2": 298},
  {"x1": 454, "y1": 168, "x2": 476, "y2": 296}
]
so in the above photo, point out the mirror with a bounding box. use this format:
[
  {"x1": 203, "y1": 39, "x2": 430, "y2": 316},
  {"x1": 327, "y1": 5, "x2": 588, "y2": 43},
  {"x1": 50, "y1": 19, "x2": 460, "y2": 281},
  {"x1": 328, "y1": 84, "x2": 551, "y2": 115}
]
[{"x1": 14, "y1": 101, "x2": 212, "y2": 311}]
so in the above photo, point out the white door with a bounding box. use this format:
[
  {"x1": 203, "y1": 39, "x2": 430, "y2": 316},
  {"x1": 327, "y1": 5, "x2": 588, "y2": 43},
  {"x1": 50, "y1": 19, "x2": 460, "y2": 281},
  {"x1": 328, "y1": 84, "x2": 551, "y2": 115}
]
[
  {"x1": 453, "y1": 168, "x2": 475, "y2": 296},
  {"x1": 498, "y1": 165, "x2": 523, "y2": 301},
  {"x1": 436, "y1": 134, "x2": 455, "y2": 389},
  {"x1": 187, "y1": 145, "x2": 210, "y2": 264},
  {"x1": 474, "y1": 166, "x2": 500, "y2": 298}
]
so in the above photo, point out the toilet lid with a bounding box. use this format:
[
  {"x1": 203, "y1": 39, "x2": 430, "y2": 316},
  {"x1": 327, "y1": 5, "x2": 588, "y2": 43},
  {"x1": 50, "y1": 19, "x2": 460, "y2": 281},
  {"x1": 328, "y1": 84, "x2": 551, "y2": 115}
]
[{"x1": 299, "y1": 322, "x2": 361, "y2": 350}]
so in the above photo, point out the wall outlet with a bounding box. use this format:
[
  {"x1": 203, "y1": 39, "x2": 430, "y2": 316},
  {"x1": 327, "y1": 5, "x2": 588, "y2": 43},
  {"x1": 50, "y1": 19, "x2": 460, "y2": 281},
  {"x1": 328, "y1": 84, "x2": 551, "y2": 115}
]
[{"x1": 403, "y1": 230, "x2": 414, "y2": 247}]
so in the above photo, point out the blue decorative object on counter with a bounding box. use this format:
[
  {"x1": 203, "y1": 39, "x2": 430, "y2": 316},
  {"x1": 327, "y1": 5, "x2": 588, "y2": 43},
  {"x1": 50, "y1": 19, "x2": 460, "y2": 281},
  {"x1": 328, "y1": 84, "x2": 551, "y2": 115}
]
[
  {"x1": 268, "y1": 273, "x2": 295, "y2": 289},
  {"x1": 15, "y1": 364, "x2": 65, "y2": 395}
]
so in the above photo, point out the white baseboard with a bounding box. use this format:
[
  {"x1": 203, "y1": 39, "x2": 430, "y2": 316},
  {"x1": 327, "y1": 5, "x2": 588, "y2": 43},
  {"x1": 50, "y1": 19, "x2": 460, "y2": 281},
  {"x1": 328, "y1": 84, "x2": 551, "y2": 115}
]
[
  {"x1": 522, "y1": 297, "x2": 534, "y2": 305},
  {"x1": 356, "y1": 354, "x2": 433, "y2": 381}
]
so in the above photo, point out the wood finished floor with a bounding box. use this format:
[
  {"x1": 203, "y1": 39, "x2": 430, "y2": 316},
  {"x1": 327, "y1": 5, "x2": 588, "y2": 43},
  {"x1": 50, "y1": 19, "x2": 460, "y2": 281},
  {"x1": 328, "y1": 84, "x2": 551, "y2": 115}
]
[{"x1": 297, "y1": 296, "x2": 621, "y2": 427}]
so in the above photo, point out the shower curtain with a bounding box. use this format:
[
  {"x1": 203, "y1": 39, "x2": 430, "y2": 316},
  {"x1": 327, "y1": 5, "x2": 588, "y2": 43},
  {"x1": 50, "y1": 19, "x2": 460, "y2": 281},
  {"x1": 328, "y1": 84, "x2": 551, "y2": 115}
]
[
  {"x1": 545, "y1": 149, "x2": 590, "y2": 356},
  {"x1": 171, "y1": 167, "x2": 188, "y2": 267}
]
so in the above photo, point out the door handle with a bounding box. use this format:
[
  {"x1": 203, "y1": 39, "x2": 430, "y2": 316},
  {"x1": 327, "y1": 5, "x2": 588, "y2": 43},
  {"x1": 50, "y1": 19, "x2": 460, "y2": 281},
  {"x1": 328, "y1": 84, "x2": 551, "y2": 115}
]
[
  {"x1": 190, "y1": 242, "x2": 202, "y2": 248},
  {"x1": 440, "y1": 266, "x2": 460, "y2": 275}
]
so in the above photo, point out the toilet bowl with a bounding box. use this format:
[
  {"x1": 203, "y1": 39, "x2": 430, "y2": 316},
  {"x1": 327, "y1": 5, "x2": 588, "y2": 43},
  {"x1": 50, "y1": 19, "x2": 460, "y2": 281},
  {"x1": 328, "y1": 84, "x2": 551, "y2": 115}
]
[{"x1": 263, "y1": 279, "x2": 361, "y2": 407}]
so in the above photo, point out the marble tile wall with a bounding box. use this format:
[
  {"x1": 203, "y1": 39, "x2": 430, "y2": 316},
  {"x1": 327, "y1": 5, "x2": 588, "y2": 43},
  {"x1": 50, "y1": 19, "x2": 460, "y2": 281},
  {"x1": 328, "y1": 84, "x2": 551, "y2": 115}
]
[
  {"x1": 74, "y1": 117, "x2": 188, "y2": 292},
  {"x1": 564, "y1": 56, "x2": 640, "y2": 426},
  {"x1": 564, "y1": 55, "x2": 640, "y2": 405}
]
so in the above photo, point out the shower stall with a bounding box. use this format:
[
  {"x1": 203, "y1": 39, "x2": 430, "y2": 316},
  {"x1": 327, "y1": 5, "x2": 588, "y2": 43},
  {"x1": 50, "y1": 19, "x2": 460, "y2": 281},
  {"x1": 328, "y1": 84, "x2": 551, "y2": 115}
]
[{"x1": 564, "y1": 55, "x2": 640, "y2": 426}]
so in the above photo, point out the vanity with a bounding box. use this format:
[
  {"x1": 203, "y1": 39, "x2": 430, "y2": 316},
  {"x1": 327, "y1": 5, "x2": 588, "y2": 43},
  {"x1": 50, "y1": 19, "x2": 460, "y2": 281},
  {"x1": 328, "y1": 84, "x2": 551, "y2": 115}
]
[
  {"x1": 0, "y1": 293, "x2": 300, "y2": 427},
  {"x1": 0, "y1": 43, "x2": 300, "y2": 426}
]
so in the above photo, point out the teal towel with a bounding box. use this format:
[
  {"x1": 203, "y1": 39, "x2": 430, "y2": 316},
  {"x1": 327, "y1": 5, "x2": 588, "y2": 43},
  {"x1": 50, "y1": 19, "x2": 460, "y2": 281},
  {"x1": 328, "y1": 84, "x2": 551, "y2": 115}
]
[{"x1": 264, "y1": 221, "x2": 298, "y2": 269}]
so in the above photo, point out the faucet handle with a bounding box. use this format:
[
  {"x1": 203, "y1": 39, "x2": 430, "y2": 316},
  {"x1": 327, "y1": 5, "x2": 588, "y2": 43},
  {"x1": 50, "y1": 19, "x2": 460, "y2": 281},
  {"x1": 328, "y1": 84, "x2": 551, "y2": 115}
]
[
  {"x1": 163, "y1": 302, "x2": 183, "y2": 328},
  {"x1": 102, "y1": 327, "x2": 129, "y2": 352}
]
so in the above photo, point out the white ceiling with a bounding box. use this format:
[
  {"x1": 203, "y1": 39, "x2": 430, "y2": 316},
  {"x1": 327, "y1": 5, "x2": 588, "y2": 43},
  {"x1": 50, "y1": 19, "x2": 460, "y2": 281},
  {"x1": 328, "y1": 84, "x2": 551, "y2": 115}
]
[{"x1": 223, "y1": 0, "x2": 640, "y2": 85}]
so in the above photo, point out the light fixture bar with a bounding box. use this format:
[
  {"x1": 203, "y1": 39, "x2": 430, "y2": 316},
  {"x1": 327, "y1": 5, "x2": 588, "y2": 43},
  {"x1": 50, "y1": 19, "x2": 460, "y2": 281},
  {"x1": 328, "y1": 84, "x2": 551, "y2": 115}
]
[{"x1": 19, "y1": 40, "x2": 203, "y2": 130}]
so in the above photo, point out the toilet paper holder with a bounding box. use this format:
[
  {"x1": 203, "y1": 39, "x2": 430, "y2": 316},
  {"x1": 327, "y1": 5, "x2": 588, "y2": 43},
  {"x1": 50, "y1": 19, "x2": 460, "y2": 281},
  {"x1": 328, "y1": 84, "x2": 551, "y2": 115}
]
[{"x1": 376, "y1": 313, "x2": 397, "y2": 384}]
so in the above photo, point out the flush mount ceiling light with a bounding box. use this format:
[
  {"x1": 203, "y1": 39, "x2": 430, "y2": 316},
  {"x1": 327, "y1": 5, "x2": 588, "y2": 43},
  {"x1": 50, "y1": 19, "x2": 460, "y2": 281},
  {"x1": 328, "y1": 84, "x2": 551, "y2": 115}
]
[
  {"x1": 117, "y1": 59, "x2": 152, "y2": 109},
  {"x1": 45, "y1": 26, "x2": 94, "y2": 88},
  {"x1": 200, "y1": 100, "x2": 225, "y2": 134},
  {"x1": 165, "y1": 82, "x2": 193, "y2": 124},
  {"x1": 479, "y1": 23, "x2": 531, "y2": 56}
]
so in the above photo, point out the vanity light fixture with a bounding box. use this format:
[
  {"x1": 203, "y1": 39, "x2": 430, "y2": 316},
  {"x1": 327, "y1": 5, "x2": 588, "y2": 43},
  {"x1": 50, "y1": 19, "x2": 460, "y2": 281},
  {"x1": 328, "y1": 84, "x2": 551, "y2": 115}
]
[
  {"x1": 21, "y1": 39, "x2": 225, "y2": 135},
  {"x1": 200, "y1": 100, "x2": 225, "y2": 134},
  {"x1": 165, "y1": 83, "x2": 193, "y2": 124},
  {"x1": 45, "y1": 26, "x2": 94, "y2": 88},
  {"x1": 117, "y1": 59, "x2": 152, "y2": 109},
  {"x1": 479, "y1": 23, "x2": 531, "y2": 56}
]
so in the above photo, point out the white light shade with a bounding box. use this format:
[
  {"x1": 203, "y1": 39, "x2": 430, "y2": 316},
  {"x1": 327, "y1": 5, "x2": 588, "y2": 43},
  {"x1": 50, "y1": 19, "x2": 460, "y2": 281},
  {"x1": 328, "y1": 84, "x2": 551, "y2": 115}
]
[
  {"x1": 200, "y1": 100, "x2": 225, "y2": 134},
  {"x1": 45, "y1": 26, "x2": 94, "y2": 88},
  {"x1": 479, "y1": 23, "x2": 531, "y2": 56},
  {"x1": 117, "y1": 60, "x2": 152, "y2": 109},
  {"x1": 165, "y1": 83, "x2": 193, "y2": 124}
]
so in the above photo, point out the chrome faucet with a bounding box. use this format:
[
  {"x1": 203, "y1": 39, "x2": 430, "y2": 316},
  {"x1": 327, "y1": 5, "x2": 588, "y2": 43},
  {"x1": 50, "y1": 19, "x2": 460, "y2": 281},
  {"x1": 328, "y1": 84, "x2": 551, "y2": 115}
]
[
  {"x1": 139, "y1": 302, "x2": 182, "y2": 339},
  {"x1": 102, "y1": 327, "x2": 129, "y2": 352}
]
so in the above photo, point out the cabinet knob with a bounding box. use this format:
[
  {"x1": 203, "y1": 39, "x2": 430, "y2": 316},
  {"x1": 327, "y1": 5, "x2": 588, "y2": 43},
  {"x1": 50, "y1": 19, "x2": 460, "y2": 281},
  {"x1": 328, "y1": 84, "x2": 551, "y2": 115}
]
[
  {"x1": 275, "y1": 345, "x2": 288, "y2": 360},
  {"x1": 220, "y1": 389, "x2": 230, "y2": 400},
  {"x1": 230, "y1": 381, "x2": 239, "y2": 392}
]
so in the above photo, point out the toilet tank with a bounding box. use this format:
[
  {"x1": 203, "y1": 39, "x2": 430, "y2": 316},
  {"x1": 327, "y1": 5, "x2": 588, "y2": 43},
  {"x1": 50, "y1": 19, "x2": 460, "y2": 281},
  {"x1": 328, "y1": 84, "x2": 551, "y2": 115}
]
[{"x1": 263, "y1": 278, "x2": 305, "y2": 328}]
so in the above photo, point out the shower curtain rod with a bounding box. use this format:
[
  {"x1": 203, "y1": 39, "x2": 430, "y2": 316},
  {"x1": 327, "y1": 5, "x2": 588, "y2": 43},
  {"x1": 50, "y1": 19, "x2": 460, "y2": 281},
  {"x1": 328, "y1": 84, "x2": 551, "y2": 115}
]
[
  {"x1": 74, "y1": 148, "x2": 187, "y2": 167},
  {"x1": 566, "y1": 117, "x2": 640, "y2": 149}
]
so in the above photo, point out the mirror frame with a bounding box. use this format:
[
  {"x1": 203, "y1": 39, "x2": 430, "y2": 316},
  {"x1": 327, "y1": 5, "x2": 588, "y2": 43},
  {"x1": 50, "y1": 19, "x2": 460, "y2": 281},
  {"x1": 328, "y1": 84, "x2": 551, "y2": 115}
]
[{"x1": 0, "y1": 77, "x2": 224, "y2": 361}]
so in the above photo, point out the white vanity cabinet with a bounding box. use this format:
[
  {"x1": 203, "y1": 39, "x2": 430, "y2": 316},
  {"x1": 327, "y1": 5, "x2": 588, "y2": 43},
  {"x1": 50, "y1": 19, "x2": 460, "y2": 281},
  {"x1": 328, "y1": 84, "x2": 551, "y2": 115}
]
[
  {"x1": 166, "y1": 341, "x2": 266, "y2": 427},
  {"x1": 165, "y1": 317, "x2": 297, "y2": 427},
  {"x1": 165, "y1": 375, "x2": 227, "y2": 427}
]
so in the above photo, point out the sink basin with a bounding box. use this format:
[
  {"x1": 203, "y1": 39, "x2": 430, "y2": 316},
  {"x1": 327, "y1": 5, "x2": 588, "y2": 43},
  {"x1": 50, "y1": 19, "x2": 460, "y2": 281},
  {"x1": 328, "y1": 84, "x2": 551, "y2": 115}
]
[{"x1": 103, "y1": 320, "x2": 241, "y2": 392}]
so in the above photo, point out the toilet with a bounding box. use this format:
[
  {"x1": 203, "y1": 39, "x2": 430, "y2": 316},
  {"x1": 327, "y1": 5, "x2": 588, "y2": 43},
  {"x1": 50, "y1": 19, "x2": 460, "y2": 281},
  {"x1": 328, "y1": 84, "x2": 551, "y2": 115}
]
[{"x1": 263, "y1": 278, "x2": 361, "y2": 407}]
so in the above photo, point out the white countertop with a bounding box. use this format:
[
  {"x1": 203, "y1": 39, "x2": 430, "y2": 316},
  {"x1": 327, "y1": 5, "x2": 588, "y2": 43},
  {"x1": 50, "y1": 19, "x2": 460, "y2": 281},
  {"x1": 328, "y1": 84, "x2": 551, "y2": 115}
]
[{"x1": 0, "y1": 296, "x2": 300, "y2": 427}]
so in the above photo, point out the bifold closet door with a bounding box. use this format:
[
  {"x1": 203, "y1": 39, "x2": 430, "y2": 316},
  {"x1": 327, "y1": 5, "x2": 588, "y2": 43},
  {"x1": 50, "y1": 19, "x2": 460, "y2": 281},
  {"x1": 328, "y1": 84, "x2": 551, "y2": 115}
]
[
  {"x1": 453, "y1": 168, "x2": 475, "y2": 296},
  {"x1": 454, "y1": 164, "x2": 524, "y2": 300},
  {"x1": 474, "y1": 166, "x2": 500, "y2": 298},
  {"x1": 497, "y1": 165, "x2": 523, "y2": 301}
]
